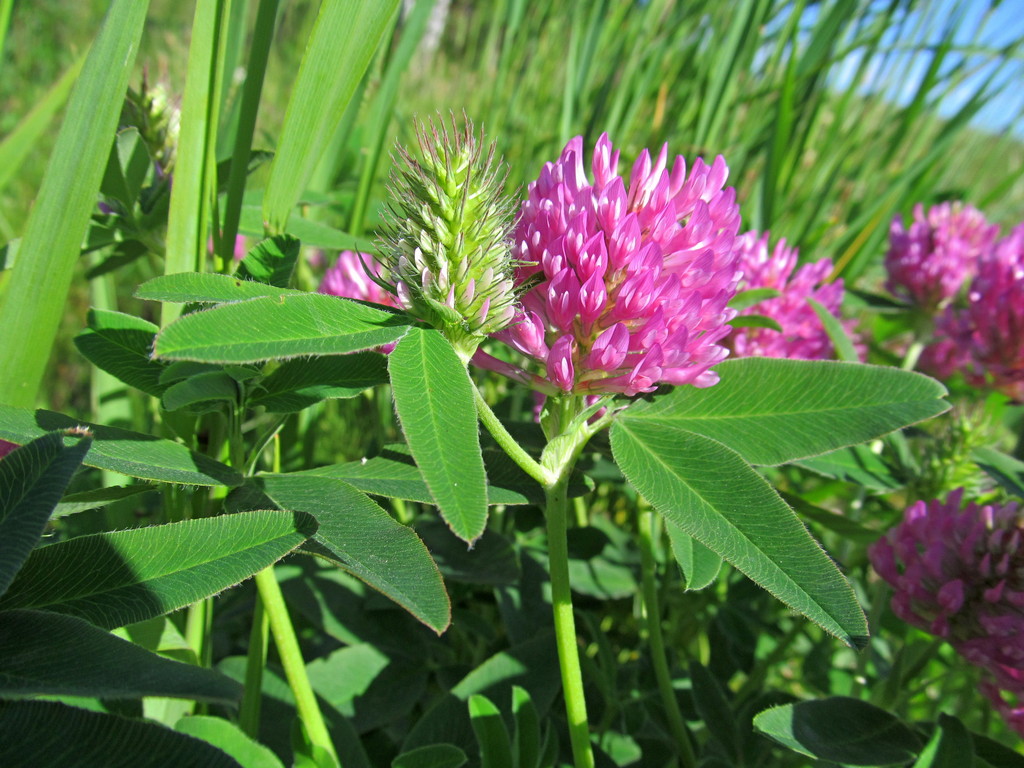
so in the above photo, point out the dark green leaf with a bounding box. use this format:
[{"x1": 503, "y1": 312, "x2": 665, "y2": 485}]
[
  {"x1": 512, "y1": 686, "x2": 541, "y2": 768},
  {"x1": 391, "y1": 744, "x2": 468, "y2": 768},
  {"x1": 101, "y1": 128, "x2": 150, "y2": 212},
  {"x1": 417, "y1": 518, "x2": 518, "y2": 587},
  {"x1": 245, "y1": 473, "x2": 451, "y2": 633},
  {"x1": 611, "y1": 420, "x2": 867, "y2": 647},
  {"x1": 390, "y1": 328, "x2": 488, "y2": 543},
  {"x1": 235, "y1": 235, "x2": 300, "y2": 288},
  {"x1": 0, "y1": 510, "x2": 316, "y2": 629},
  {"x1": 689, "y1": 662, "x2": 737, "y2": 761},
  {"x1": 912, "y1": 714, "x2": 974, "y2": 768},
  {"x1": 53, "y1": 484, "x2": 155, "y2": 518},
  {"x1": 728, "y1": 314, "x2": 783, "y2": 332},
  {"x1": 808, "y1": 297, "x2": 859, "y2": 362},
  {"x1": 794, "y1": 443, "x2": 905, "y2": 492},
  {"x1": 0, "y1": 405, "x2": 241, "y2": 486},
  {"x1": 753, "y1": 697, "x2": 921, "y2": 765},
  {"x1": 162, "y1": 371, "x2": 239, "y2": 412},
  {"x1": 469, "y1": 694, "x2": 513, "y2": 768},
  {"x1": 0, "y1": 609, "x2": 242, "y2": 703},
  {"x1": 249, "y1": 353, "x2": 388, "y2": 413},
  {"x1": 154, "y1": 293, "x2": 412, "y2": 363},
  {"x1": 0, "y1": 432, "x2": 91, "y2": 595},
  {"x1": 0, "y1": 700, "x2": 243, "y2": 768},
  {"x1": 780, "y1": 491, "x2": 879, "y2": 544},
  {"x1": 74, "y1": 309, "x2": 167, "y2": 397},
  {"x1": 623, "y1": 358, "x2": 948, "y2": 465}
]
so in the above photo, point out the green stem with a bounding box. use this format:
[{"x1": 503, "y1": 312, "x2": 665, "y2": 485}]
[
  {"x1": 545, "y1": 474, "x2": 595, "y2": 768},
  {"x1": 239, "y1": 594, "x2": 269, "y2": 737},
  {"x1": 473, "y1": 386, "x2": 554, "y2": 486},
  {"x1": 255, "y1": 567, "x2": 338, "y2": 765},
  {"x1": 637, "y1": 508, "x2": 696, "y2": 768}
]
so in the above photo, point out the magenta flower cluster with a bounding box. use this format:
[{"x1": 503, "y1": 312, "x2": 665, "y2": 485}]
[
  {"x1": 870, "y1": 489, "x2": 1024, "y2": 734},
  {"x1": 319, "y1": 251, "x2": 400, "y2": 309},
  {"x1": 885, "y1": 202, "x2": 999, "y2": 312},
  {"x1": 727, "y1": 231, "x2": 852, "y2": 360},
  {"x1": 477, "y1": 134, "x2": 741, "y2": 396},
  {"x1": 920, "y1": 224, "x2": 1024, "y2": 401}
]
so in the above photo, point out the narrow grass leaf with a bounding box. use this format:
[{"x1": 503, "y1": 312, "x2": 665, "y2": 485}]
[
  {"x1": 622, "y1": 358, "x2": 949, "y2": 465},
  {"x1": 0, "y1": 509, "x2": 316, "y2": 629},
  {"x1": 808, "y1": 298, "x2": 859, "y2": 363},
  {"x1": 263, "y1": 0, "x2": 401, "y2": 232},
  {"x1": 0, "y1": 433, "x2": 91, "y2": 596},
  {"x1": 175, "y1": 716, "x2": 285, "y2": 768},
  {"x1": 136, "y1": 272, "x2": 299, "y2": 303},
  {"x1": 611, "y1": 420, "x2": 867, "y2": 647},
  {"x1": 246, "y1": 473, "x2": 451, "y2": 633},
  {"x1": 971, "y1": 447, "x2": 1024, "y2": 500},
  {"x1": 0, "y1": 0, "x2": 149, "y2": 407},
  {"x1": 154, "y1": 293, "x2": 413, "y2": 363},
  {"x1": 389, "y1": 328, "x2": 488, "y2": 543},
  {"x1": 753, "y1": 697, "x2": 921, "y2": 765},
  {"x1": 73, "y1": 309, "x2": 167, "y2": 397},
  {"x1": 0, "y1": 405, "x2": 242, "y2": 487},
  {"x1": 0, "y1": 609, "x2": 242, "y2": 704},
  {"x1": 0, "y1": 700, "x2": 243, "y2": 768}
]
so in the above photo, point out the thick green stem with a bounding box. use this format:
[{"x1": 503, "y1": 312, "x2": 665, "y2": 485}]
[
  {"x1": 239, "y1": 594, "x2": 269, "y2": 737},
  {"x1": 545, "y1": 475, "x2": 595, "y2": 768},
  {"x1": 255, "y1": 567, "x2": 339, "y2": 764},
  {"x1": 473, "y1": 386, "x2": 554, "y2": 486},
  {"x1": 637, "y1": 508, "x2": 696, "y2": 768}
]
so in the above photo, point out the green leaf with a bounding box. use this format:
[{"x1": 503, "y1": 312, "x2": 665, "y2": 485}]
[
  {"x1": 262, "y1": 0, "x2": 401, "y2": 232},
  {"x1": 249, "y1": 353, "x2": 389, "y2": 413},
  {"x1": 610, "y1": 420, "x2": 867, "y2": 647},
  {"x1": 753, "y1": 697, "x2": 921, "y2": 765},
  {"x1": 469, "y1": 694, "x2": 513, "y2": 768},
  {"x1": 238, "y1": 204, "x2": 376, "y2": 254},
  {"x1": 794, "y1": 443, "x2": 905, "y2": 492},
  {"x1": 0, "y1": 0, "x2": 149, "y2": 408},
  {"x1": 392, "y1": 744, "x2": 468, "y2": 768},
  {"x1": 0, "y1": 433, "x2": 91, "y2": 596},
  {"x1": 622, "y1": 358, "x2": 948, "y2": 465},
  {"x1": 176, "y1": 716, "x2": 284, "y2": 768},
  {"x1": 101, "y1": 128, "x2": 151, "y2": 212},
  {"x1": 162, "y1": 371, "x2": 239, "y2": 412},
  {"x1": 666, "y1": 520, "x2": 723, "y2": 591},
  {"x1": 244, "y1": 473, "x2": 451, "y2": 633},
  {"x1": 293, "y1": 444, "x2": 588, "y2": 506},
  {"x1": 53, "y1": 484, "x2": 155, "y2": 519},
  {"x1": 0, "y1": 510, "x2": 316, "y2": 629},
  {"x1": 511, "y1": 686, "x2": 541, "y2": 768},
  {"x1": 0, "y1": 700, "x2": 244, "y2": 768},
  {"x1": 0, "y1": 609, "x2": 242, "y2": 704},
  {"x1": 689, "y1": 662, "x2": 737, "y2": 761},
  {"x1": 912, "y1": 714, "x2": 974, "y2": 768},
  {"x1": 808, "y1": 297, "x2": 859, "y2": 362},
  {"x1": 728, "y1": 287, "x2": 781, "y2": 311},
  {"x1": 74, "y1": 309, "x2": 167, "y2": 397},
  {"x1": 136, "y1": 272, "x2": 298, "y2": 303},
  {"x1": 390, "y1": 329, "x2": 488, "y2": 543},
  {"x1": 727, "y1": 314, "x2": 783, "y2": 332},
  {"x1": 780, "y1": 492, "x2": 879, "y2": 544},
  {"x1": 0, "y1": 405, "x2": 241, "y2": 487},
  {"x1": 235, "y1": 235, "x2": 300, "y2": 288},
  {"x1": 154, "y1": 293, "x2": 412, "y2": 363},
  {"x1": 417, "y1": 519, "x2": 518, "y2": 587},
  {"x1": 971, "y1": 446, "x2": 1024, "y2": 500}
]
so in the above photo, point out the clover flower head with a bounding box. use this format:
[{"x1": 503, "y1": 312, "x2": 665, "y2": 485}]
[
  {"x1": 924, "y1": 225, "x2": 1024, "y2": 400},
  {"x1": 477, "y1": 133, "x2": 741, "y2": 396},
  {"x1": 869, "y1": 489, "x2": 1024, "y2": 734},
  {"x1": 319, "y1": 250, "x2": 400, "y2": 309},
  {"x1": 378, "y1": 114, "x2": 517, "y2": 358},
  {"x1": 885, "y1": 202, "x2": 999, "y2": 312},
  {"x1": 727, "y1": 230, "x2": 852, "y2": 360},
  {"x1": 121, "y1": 72, "x2": 181, "y2": 177}
]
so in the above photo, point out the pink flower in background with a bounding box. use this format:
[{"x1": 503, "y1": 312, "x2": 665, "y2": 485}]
[
  {"x1": 475, "y1": 133, "x2": 741, "y2": 396},
  {"x1": 0, "y1": 440, "x2": 16, "y2": 462},
  {"x1": 726, "y1": 231, "x2": 853, "y2": 360},
  {"x1": 924, "y1": 226, "x2": 1024, "y2": 401},
  {"x1": 319, "y1": 251, "x2": 400, "y2": 309},
  {"x1": 869, "y1": 489, "x2": 1024, "y2": 735},
  {"x1": 885, "y1": 202, "x2": 999, "y2": 312}
]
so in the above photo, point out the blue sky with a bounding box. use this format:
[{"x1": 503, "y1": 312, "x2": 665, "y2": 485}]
[{"x1": 828, "y1": 0, "x2": 1024, "y2": 136}]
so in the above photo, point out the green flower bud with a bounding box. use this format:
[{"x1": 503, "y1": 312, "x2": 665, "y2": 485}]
[{"x1": 378, "y1": 114, "x2": 517, "y2": 359}]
